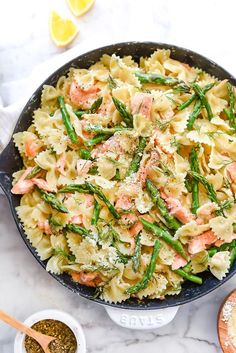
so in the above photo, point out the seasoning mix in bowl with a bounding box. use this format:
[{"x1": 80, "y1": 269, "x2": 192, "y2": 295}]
[
  {"x1": 25, "y1": 319, "x2": 77, "y2": 353},
  {"x1": 14, "y1": 309, "x2": 86, "y2": 353}
]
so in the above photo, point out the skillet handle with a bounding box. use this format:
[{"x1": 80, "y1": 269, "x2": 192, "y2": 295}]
[{"x1": 105, "y1": 306, "x2": 179, "y2": 330}]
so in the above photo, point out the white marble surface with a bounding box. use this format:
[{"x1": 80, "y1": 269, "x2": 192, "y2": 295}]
[{"x1": 1, "y1": 0, "x2": 236, "y2": 352}]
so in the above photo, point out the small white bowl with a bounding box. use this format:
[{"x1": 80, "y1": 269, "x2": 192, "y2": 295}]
[{"x1": 14, "y1": 309, "x2": 86, "y2": 353}]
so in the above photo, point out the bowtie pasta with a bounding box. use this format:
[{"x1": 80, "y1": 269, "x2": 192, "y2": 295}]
[{"x1": 12, "y1": 49, "x2": 236, "y2": 303}]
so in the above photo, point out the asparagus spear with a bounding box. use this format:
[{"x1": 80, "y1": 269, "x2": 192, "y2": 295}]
[
  {"x1": 112, "y1": 96, "x2": 133, "y2": 127},
  {"x1": 107, "y1": 75, "x2": 117, "y2": 89},
  {"x1": 132, "y1": 231, "x2": 142, "y2": 273},
  {"x1": 73, "y1": 110, "x2": 86, "y2": 119},
  {"x1": 58, "y1": 96, "x2": 78, "y2": 144},
  {"x1": 116, "y1": 248, "x2": 131, "y2": 264},
  {"x1": 25, "y1": 165, "x2": 42, "y2": 179},
  {"x1": 178, "y1": 83, "x2": 215, "y2": 111},
  {"x1": 126, "y1": 240, "x2": 161, "y2": 294},
  {"x1": 84, "y1": 134, "x2": 109, "y2": 147},
  {"x1": 174, "y1": 268, "x2": 203, "y2": 285},
  {"x1": 192, "y1": 83, "x2": 213, "y2": 120},
  {"x1": 127, "y1": 137, "x2": 147, "y2": 176},
  {"x1": 230, "y1": 247, "x2": 236, "y2": 266},
  {"x1": 79, "y1": 148, "x2": 92, "y2": 160},
  {"x1": 188, "y1": 171, "x2": 222, "y2": 214},
  {"x1": 135, "y1": 72, "x2": 182, "y2": 86},
  {"x1": 90, "y1": 97, "x2": 103, "y2": 114},
  {"x1": 189, "y1": 147, "x2": 200, "y2": 214},
  {"x1": 85, "y1": 181, "x2": 120, "y2": 219},
  {"x1": 91, "y1": 199, "x2": 101, "y2": 225},
  {"x1": 113, "y1": 169, "x2": 121, "y2": 181},
  {"x1": 65, "y1": 223, "x2": 93, "y2": 238},
  {"x1": 187, "y1": 99, "x2": 202, "y2": 130},
  {"x1": 53, "y1": 247, "x2": 76, "y2": 262},
  {"x1": 85, "y1": 125, "x2": 131, "y2": 135},
  {"x1": 38, "y1": 189, "x2": 68, "y2": 213},
  {"x1": 146, "y1": 179, "x2": 181, "y2": 230},
  {"x1": 88, "y1": 166, "x2": 98, "y2": 175},
  {"x1": 224, "y1": 82, "x2": 236, "y2": 131},
  {"x1": 208, "y1": 240, "x2": 236, "y2": 257},
  {"x1": 140, "y1": 218, "x2": 188, "y2": 260},
  {"x1": 58, "y1": 184, "x2": 91, "y2": 194},
  {"x1": 74, "y1": 97, "x2": 103, "y2": 118}
]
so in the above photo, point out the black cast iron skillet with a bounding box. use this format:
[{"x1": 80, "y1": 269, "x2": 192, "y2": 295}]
[{"x1": 0, "y1": 42, "x2": 236, "y2": 310}]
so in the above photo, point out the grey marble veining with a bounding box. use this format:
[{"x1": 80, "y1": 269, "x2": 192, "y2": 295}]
[{"x1": 1, "y1": 0, "x2": 236, "y2": 351}]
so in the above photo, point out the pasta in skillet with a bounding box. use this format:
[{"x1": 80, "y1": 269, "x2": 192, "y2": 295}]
[{"x1": 12, "y1": 49, "x2": 236, "y2": 303}]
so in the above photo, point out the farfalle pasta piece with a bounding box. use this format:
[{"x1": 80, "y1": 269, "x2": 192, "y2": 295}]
[
  {"x1": 140, "y1": 49, "x2": 170, "y2": 74},
  {"x1": 41, "y1": 85, "x2": 59, "y2": 112},
  {"x1": 191, "y1": 250, "x2": 209, "y2": 274},
  {"x1": 208, "y1": 147, "x2": 232, "y2": 170},
  {"x1": 137, "y1": 274, "x2": 168, "y2": 300},
  {"x1": 35, "y1": 235, "x2": 53, "y2": 261},
  {"x1": 209, "y1": 216, "x2": 234, "y2": 243},
  {"x1": 174, "y1": 221, "x2": 210, "y2": 244},
  {"x1": 101, "y1": 265, "x2": 130, "y2": 303},
  {"x1": 163, "y1": 58, "x2": 196, "y2": 82},
  {"x1": 24, "y1": 227, "x2": 44, "y2": 248},
  {"x1": 209, "y1": 251, "x2": 231, "y2": 280},
  {"x1": 46, "y1": 254, "x2": 69, "y2": 275},
  {"x1": 205, "y1": 80, "x2": 228, "y2": 116},
  {"x1": 134, "y1": 191, "x2": 153, "y2": 214},
  {"x1": 133, "y1": 114, "x2": 153, "y2": 137}
]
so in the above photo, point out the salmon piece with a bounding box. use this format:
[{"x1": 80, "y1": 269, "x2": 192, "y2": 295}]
[
  {"x1": 130, "y1": 214, "x2": 154, "y2": 237},
  {"x1": 137, "y1": 166, "x2": 148, "y2": 184},
  {"x1": 188, "y1": 230, "x2": 217, "y2": 254},
  {"x1": 85, "y1": 194, "x2": 94, "y2": 207},
  {"x1": 130, "y1": 221, "x2": 143, "y2": 237},
  {"x1": 227, "y1": 162, "x2": 236, "y2": 183},
  {"x1": 69, "y1": 215, "x2": 83, "y2": 224},
  {"x1": 214, "y1": 239, "x2": 224, "y2": 247},
  {"x1": 162, "y1": 195, "x2": 195, "y2": 224},
  {"x1": 32, "y1": 178, "x2": 54, "y2": 192},
  {"x1": 77, "y1": 159, "x2": 93, "y2": 176},
  {"x1": 25, "y1": 134, "x2": 40, "y2": 158},
  {"x1": 138, "y1": 150, "x2": 160, "y2": 184},
  {"x1": 120, "y1": 213, "x2": 138, "y2": 227},
  {"x1": 71, "y1": 271, "x2": 102, "y2": 287},
  {"x1": 69, "y1": 81, "x2": 100, "y2": 109},
  {"x1": 38, "y1": 220, "x2": 52, "y2": 235},
  {"x1": 131, "y1": 93, "x2": 152, "y2": 119},
  {"x1": 11, "y1": 168, "x2": 34, "y2": 195},
  {"x1": 116, "y1": 195, "x2": 132, "y2": 210},
  {"x1": 196, "y1": 218, "x2": 204, "y2": 225},
  {"x1": 197, "y1": 203, "x2": 216, "y2": 222},
  {"x1": 56, "y1": 153, "x2": 66, "y2": 176},
  {"x1": 98, "y1": 100, "x2": 115, "y2": 116},
  {"x1": 80, "y1": 119, "x2": 95, "y2": 139},
  {"x1": 91, "y1": 138, "x2": 122, "y2": 158},
  {"x1": 171, "y1": 253, "x2": 188, "y2": 270}
]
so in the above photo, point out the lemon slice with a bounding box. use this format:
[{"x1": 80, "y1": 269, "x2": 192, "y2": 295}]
[
  {"x1": 67, "y1": 0, "x2": 95, "y2": 17},
  {"x1": 49, "y1": 11, "x2": 79, "y2": 47}
]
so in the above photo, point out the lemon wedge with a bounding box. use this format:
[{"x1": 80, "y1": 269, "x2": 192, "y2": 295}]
[
  {"x1": 67, "y1": 0, "x2": 95, "y2": 17},
  {"x1": 49, "y1": 11, "x2": 79, "y2": 47}
]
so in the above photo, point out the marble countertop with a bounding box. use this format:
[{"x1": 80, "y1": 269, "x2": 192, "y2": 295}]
[{"x1": 1, "y1": 0, "x2": 236, "y2": 352}]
